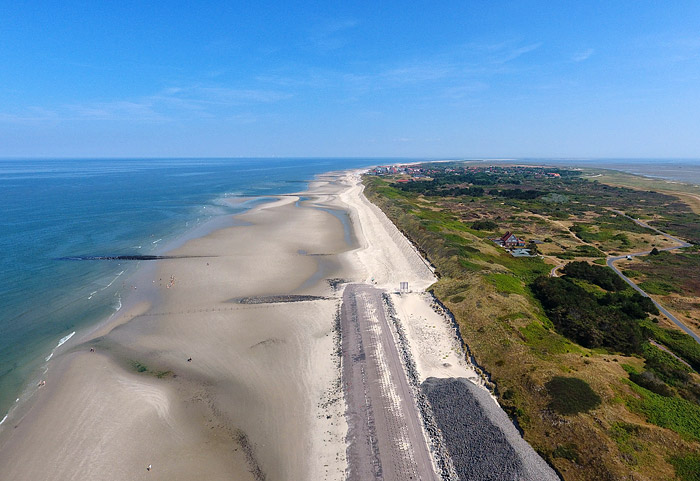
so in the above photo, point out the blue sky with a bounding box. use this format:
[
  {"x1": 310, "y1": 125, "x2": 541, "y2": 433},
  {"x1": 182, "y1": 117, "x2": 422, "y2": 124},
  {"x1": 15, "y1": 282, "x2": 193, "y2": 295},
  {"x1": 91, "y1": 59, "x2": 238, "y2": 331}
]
[{"x1": 2, "y1": 1, "x2": 700, "y2": 158}]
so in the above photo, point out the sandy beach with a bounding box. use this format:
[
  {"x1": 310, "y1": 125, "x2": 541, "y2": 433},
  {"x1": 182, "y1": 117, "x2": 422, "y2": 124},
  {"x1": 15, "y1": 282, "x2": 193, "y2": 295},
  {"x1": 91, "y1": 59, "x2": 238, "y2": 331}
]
[
  {"x1": 0, "y1": 176, "x2": 354, "y2": 480},
  {"x1": 0, "y1": 169, "x2": 550, "y2": 481}
]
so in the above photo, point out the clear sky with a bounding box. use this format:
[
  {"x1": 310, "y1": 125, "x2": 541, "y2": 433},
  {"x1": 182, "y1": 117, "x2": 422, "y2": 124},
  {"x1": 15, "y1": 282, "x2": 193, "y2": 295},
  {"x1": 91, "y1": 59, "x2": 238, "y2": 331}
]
[{"x1": 2, "y1": 1, "x2": 700, "y2": 158}]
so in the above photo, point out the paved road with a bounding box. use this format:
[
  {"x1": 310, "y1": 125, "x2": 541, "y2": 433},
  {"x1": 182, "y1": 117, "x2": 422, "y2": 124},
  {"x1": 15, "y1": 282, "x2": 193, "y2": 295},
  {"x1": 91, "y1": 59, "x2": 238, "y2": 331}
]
[
  {"x1": 341, "y1": 284, "x2": 439, "y2": 481},
  {"x1": 606, "y1": 211, "x2": 699, "y2": 344}
]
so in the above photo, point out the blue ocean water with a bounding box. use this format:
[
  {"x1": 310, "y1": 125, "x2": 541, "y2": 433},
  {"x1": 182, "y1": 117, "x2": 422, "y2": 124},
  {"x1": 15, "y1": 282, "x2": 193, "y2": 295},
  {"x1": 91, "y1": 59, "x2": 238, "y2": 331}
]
[{"x1": 0, "y1": 157, "x2": 380, "y2": 420}]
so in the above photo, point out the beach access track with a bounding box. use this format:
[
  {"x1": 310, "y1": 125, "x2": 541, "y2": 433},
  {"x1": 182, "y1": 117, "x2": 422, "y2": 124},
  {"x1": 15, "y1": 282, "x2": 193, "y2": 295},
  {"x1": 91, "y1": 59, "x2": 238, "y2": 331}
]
[
  {"x1": 606, "y1": 210, "x2": 699, "y2": 344},
  {"x1": 341, "y1": 283, "x2": 439, "y2": 481}
]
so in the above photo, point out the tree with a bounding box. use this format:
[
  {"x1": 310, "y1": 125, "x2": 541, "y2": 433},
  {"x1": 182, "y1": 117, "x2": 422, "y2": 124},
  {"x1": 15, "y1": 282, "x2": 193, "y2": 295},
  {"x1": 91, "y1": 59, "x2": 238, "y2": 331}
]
[{"x1": 527, "y1": 240, "x2": 539, "y2": 254}]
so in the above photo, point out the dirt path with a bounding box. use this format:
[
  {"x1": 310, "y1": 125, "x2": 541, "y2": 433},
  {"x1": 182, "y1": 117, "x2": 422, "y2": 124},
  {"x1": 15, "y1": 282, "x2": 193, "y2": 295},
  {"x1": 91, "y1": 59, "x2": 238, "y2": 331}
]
[
  {"x1": 606, "y1": 212, "x2": 699, "y2": 344},
  {"x1": 341, "y1": 283, "x2": 439, "y2": 481}
]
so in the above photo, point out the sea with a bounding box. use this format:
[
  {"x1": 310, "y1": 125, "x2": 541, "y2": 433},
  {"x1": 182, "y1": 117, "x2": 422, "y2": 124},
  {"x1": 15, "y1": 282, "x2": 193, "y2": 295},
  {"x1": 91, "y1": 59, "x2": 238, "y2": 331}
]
[{"x1": 1, "y1": 156, "x2": 698, "y2": 424}]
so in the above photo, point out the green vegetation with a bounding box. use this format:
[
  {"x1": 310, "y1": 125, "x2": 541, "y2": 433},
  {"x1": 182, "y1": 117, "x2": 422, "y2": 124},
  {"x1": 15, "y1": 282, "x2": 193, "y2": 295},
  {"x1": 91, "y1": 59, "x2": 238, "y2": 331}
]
[
  {"x1": 609, "y1": 422, "x2": 645, "y2": 466},
  {"x1": 546, "y1": 376, "x2": 601, "y2": 415},
  {"x1": 129, "y1": 360, "x2": 172, "y2": 379},
  {"x1": 555, "y1": 244, "x2": 606, "y2": 259},
  {"x1": 520, "y1": 321, "x2": 578, "y2": 356},
  {"x1": 631, "y1": 249, "x2": 700, "y2": 298},
  {"x1": 638, "y1": 343, "x2": 699, "y2": 402},
  {"x1": 364, "y1": 163, "x2": 700, "y2": 481},
  {"x1": 622, "y1": 269, "x2": 643, "y2": 278},
  {"x1": 471, "y1": 219, "x2": 498, "y2": 231},
  {"x1": 552, "y1": 443, "x2": 580, "y2": 463},
  {"x1": 639, "y1": 280, "x2": 676, "y2": 295},
  {"x1": 642, "y1": 321, "x2": 700, "y2": 372},
  {"x1": 131, "y1": 360, "x2": 148, "y2": 373},
  {"x1": 486, "y1": 273, "x2": 526, "y2": 295},
  {"x1": 531, "y1": 274, "x2": 653, "y2": 354},
  {"x1": 625, "y1": 381, "x2": 700, "y2": 441},
  {"x1": 669, "y1": 454, "x2": 700, "y2": 481},
  {"x1": 561, "y1": 261, "x2": 626, "y2": 291}
]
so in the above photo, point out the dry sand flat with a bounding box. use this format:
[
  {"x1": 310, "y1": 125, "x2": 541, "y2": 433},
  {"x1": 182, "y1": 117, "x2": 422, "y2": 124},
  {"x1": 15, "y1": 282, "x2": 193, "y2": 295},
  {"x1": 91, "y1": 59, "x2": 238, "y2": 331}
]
[
  {"x1": 338, "y1": 172, "x2": 483, "y2": 385},
  {"x1": 0, "y1": 184, "x2": 352, "y2": 481}
]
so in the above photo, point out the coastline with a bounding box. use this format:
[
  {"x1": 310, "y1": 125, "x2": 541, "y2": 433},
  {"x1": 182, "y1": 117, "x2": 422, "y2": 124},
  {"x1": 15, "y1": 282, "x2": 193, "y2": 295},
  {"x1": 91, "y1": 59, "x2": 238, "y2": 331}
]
[
  {"x1": 0, "y1": 166, "x2": 506, "y2": 480},
  {"x1": 6, "y1": 161, "x2": 662, "y2": 480},
  {"x1": 0, "y1": 175, "x2": 354, "y2": 480}
]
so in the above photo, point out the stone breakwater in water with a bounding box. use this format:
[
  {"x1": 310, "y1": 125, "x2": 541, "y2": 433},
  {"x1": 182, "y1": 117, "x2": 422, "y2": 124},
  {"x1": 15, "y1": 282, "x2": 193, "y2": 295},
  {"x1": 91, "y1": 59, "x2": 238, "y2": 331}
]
[{"x1": 422, "y1": 377, "x2": 560, "y2": 481}]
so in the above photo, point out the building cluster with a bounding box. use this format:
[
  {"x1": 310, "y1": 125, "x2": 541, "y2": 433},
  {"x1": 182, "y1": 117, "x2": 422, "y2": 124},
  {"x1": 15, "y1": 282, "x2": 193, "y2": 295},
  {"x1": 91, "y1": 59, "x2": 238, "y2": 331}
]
[
  {"x1": 368, "y1": 164, "x2": 564, "y2": 180},
  {"x1": 369, "y1": 165, "x2": 433, "y2": 177},
  {"x1": 492, "y1": 231, "x2": 539, "y2": 257},
  {"x1": 494, "y1": 231, "x2": 526, "y2": 248}
]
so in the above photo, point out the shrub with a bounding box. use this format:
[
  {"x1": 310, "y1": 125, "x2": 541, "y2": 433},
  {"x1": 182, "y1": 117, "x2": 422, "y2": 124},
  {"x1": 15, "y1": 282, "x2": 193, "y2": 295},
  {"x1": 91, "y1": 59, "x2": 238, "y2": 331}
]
[
  {"x1": 130, "y1": 360, "x2": 148, "y2": 373},
  {"x1": 629, "y1": 371, "x2": 674, "y2": 397},
  {"x1": 531, "y1": 276, "x2": 645, "y2": 353},
  {"x1": 471, "y1": 219, "x2": 498, "y2": 231},
  {"x1": 552, "y1": 443, "x2": 580, "y2": 463},
  {"x1": 546, "y1": 376, "x2": 601, "y2": 415},
  {"x1": 561, "y1": 261, "x2": 626, "y2": 291}
]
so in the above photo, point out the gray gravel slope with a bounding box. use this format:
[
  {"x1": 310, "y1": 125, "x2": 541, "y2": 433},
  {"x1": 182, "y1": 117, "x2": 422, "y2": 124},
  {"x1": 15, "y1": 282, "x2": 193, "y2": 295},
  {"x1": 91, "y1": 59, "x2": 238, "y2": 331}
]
[{"x1": 422, "y1": 377, "x2": 560, "y2": 481}]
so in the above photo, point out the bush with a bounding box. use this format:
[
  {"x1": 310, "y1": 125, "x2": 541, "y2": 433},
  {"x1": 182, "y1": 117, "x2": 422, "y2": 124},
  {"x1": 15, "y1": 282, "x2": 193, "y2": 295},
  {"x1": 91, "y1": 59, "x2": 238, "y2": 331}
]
[
  {"x1": 471, "y1": 219, "x2": 498, "y2": 231},
  {"x1": 546, "y1": 376, "x2": 601, "y2": 415},
  {"x1": 561, "y1": 261, "x2": 626, "y2": 291},
  {"x1": 531, "y1": 276, "x2": 645, "y2": 353},
  {"x1": 552, "y1": 443, "x2": 580, "y2": 463},
  {"x1": 629, "y1": 371, "x2": 674, "y2": 397}
]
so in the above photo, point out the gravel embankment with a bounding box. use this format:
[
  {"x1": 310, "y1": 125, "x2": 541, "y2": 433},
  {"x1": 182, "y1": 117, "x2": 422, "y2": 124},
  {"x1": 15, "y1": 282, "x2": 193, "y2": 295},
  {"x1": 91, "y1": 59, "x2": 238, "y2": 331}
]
[{"x1": 422, "y1": 377, "x2": 560, "y2": 481}]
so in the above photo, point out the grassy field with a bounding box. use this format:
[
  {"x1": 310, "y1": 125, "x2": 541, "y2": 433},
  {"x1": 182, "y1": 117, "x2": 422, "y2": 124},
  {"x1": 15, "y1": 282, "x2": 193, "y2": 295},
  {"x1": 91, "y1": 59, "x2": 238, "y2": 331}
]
[
  {"x1": 585, "y1": 170, "x2": 700, "y2": 216},
  {"x1": 618, "y1": 248, "x2": 700, "y2": 335},
  {"x1": 363, "y1": 164, "x2": 700, "y2": 481}
]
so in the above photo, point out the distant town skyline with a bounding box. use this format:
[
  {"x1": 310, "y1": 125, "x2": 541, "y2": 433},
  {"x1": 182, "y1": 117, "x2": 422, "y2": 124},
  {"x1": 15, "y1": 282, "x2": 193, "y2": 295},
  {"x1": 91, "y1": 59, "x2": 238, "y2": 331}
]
[{"x1": 2, "y1": 1, "x2": 700, "y2": 158}]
